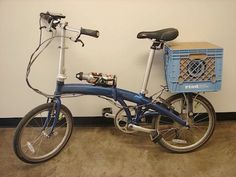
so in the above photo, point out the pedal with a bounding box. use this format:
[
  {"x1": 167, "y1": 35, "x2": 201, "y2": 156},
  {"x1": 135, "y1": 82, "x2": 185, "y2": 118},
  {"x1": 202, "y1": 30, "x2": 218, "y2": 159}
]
[
  {"x1": 150, "y1": 131, "x2": 162, "y2": 144},
  {"x1": 104, "y1": 113, "x2": 115, "y2": 119}
]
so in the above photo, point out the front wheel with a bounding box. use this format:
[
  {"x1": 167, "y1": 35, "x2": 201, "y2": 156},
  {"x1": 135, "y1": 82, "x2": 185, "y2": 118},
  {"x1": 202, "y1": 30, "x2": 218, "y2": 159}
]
[
  {"x1": 153, "y1": 93, "x2": 216, "y2": 152},
  {"x1": 13, "y1": 103, "x2": 73, "y2": 163}
]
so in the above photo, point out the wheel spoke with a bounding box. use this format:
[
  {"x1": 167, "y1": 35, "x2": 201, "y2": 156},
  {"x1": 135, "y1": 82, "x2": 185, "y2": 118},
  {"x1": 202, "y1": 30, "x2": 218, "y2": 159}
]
[
  {"x1": 14, "y1": 104, "x2": 73, "y2": 163},
  {"x1": 33, "y1": 118, "x2": 41, "y2": 127},
  {"x1": 36, "y1": 136, "x2": 44, "y2": 156},
  {"x1": 155, "y1": 94, "x2": 215, "y2": 152},
  {"x1": 160, "y1": 128, "x2": 178, "y2": 138},
  {"x1": 194, "y1": 115, "x2": 209, "y2": 123},
  {"x1": 191, "y1": 124, "x2": 208, "y2": 132}
]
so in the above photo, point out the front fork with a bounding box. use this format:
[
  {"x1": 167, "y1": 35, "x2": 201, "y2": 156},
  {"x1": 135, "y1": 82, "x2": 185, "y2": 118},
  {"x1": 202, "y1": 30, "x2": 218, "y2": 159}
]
[
  {"x1": 43, "y1": 81, "x2": 65, "y2": 135},
  {"x1": 43, "y1": 97, "x2": 62, "y2": 136}
]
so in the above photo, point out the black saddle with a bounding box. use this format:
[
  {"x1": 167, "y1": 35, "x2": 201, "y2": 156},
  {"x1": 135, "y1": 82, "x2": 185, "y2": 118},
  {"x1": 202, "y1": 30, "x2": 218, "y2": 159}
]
[{"x1": 137, "y1": 28, "x2": 178, "y2": 42}]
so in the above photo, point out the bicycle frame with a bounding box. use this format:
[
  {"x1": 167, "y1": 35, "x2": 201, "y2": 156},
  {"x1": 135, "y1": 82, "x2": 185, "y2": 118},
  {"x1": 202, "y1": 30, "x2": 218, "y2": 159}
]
[
  {"x1": 53, "y1": 82, "x2": 187, "y2": 126},
  {"x1": 50, "y1": 22, "x2": 188, "y2": 129}
]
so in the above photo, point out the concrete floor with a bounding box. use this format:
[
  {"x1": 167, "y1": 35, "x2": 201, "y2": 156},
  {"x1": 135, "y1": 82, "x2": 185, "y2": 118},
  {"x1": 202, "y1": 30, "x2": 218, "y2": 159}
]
[{"x1": 0, "y1": 121, "x2": 236, "y2": 177}]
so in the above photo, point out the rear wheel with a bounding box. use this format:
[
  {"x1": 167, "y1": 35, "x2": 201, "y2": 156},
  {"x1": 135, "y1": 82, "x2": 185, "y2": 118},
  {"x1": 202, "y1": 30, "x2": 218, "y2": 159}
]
[
  {"x1": 153, "y1": 93, "x2": 216, "y2": 152},
  {"x1": 13, "y1": 103, "x2": 73, "y2": 163}
]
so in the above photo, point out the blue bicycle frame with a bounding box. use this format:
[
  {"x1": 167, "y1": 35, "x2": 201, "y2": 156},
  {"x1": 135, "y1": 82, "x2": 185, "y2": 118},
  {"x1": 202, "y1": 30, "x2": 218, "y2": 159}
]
[
  {"x1": 48, "y1": 22, "x2": 187, "y2": 130},
  {"x1": 53, "y1": 81, "x2": 187, "y2": 126}
]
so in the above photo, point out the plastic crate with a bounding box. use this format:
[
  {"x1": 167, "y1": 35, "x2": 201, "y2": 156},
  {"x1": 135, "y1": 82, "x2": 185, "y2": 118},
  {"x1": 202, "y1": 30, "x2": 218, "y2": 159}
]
[{"x1": 164, "y1": 42, "x2": 223, "y2": 93}]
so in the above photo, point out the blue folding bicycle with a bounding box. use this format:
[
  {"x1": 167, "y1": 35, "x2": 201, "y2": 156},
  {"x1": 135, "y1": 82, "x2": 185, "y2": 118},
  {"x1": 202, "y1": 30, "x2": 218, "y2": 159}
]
[{"x1": 13, "y1": 12, "x2": 216, "y2": 163}]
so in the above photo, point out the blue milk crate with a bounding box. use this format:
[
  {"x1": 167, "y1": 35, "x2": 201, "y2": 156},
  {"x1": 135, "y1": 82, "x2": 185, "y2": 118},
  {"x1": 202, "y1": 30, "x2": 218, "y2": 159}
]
[{"x1": 164, "y1": 42, "x2": 223, "y2": 93}]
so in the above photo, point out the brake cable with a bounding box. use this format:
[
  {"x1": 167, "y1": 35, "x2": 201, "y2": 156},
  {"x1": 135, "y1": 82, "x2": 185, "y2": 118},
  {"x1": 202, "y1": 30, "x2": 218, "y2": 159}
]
[{"x1": 26, "y1": 16, "x2": 86, "y2": 99}]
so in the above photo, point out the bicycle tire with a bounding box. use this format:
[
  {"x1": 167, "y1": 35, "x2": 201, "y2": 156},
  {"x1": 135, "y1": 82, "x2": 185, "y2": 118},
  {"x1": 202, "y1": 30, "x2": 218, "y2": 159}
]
[
  {"x1": 13, "y1": 103, "x2": 73, "y2": 163},
  {"x1": 153, "y1": 93, "x2": 216, "y2": 153}
]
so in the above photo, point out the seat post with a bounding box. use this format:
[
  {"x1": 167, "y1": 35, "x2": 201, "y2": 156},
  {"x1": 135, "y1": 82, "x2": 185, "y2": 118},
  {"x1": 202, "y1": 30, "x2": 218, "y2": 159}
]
[{"x1": 140, "y1": 41, "x2": 160, "y2": 95}]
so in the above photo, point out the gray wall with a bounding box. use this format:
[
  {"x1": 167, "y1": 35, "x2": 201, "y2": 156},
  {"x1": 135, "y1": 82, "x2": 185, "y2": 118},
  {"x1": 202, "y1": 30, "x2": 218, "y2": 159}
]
[{"x1": 0, "y1": 0, "x2": 236, "y2": 117}]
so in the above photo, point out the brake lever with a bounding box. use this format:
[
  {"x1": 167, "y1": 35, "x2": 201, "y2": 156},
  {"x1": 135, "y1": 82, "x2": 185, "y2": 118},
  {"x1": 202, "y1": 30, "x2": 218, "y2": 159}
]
[{"x1": 74, "y1": 36, "x2": 85, "y2": 47}]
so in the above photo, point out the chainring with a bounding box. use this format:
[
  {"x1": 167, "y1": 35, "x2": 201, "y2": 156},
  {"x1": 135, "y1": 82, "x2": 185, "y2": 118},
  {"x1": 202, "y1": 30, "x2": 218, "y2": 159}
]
[{"x1": 114, "y1": 106, "x2": 137, "y2": 133}]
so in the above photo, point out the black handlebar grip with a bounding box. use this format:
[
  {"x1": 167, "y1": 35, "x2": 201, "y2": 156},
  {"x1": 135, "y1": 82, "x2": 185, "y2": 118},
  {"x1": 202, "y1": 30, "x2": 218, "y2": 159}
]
[{"x1": 81, "y1": 28, "x2": 100, "y2": 38}]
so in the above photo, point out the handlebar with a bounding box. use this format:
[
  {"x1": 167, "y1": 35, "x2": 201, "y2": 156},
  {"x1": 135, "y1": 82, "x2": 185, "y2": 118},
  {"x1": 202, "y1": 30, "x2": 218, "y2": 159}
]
[{"x1": 40, "y1": 12, "x2": 99, "y2": 38}]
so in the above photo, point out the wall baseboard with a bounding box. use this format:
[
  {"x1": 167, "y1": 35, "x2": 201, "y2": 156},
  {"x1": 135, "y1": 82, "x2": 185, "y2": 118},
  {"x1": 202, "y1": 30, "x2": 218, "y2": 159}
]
[
  {"x1": 0, "y1": 112, "x2": 235, "y2": 128},
  {"x1": 0, "y1": 117, "x2": 114, "y2": 128}
]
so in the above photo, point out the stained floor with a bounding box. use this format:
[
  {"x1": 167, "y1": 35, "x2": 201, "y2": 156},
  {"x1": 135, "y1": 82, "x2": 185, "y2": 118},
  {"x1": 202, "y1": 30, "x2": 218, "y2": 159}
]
[{"x1": 0, "y1": 121, "x2": 236, "y2": 177}]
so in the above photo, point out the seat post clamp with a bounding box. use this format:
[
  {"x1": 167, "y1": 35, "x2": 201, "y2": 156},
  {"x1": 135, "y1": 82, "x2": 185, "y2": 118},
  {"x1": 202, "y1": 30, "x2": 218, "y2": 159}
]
[{"x1": 151, "y1": 41, "x2": 162, "y2": 50}]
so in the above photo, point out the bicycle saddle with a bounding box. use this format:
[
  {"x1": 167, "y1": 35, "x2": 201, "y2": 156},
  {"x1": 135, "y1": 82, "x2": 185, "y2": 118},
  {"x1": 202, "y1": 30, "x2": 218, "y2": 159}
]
[{"x1": 137, "y1": 28, "x2": 179, "y2": 41}]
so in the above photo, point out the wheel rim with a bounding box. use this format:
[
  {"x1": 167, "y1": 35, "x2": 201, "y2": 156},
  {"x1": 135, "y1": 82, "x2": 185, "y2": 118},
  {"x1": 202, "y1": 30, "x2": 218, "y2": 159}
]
[
  {"x1": 18, "y1": 107, "x2": 71, "y2": 160},
  {"x1": 156, "y1": 96, "x2": 213, "y2": 150}
]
